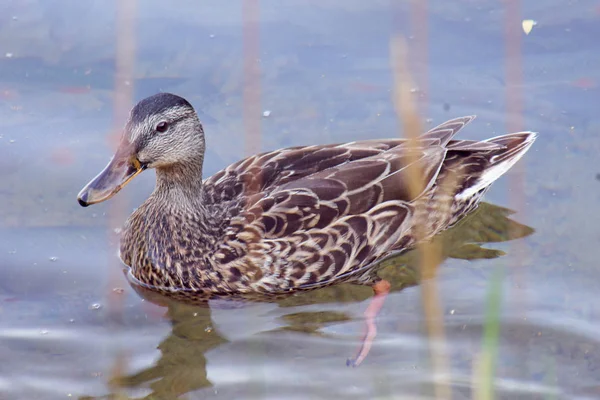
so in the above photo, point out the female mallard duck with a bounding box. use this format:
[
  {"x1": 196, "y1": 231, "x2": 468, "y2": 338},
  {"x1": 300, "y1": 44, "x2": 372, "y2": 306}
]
[{"x1": 78, "y1": 92, "x2": 536, "y2": 365}]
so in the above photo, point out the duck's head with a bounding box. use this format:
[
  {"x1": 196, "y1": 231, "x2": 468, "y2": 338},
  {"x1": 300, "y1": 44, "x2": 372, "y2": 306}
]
[{"x1": 77, "y1": 93, "x2": 205, "y2": 207}]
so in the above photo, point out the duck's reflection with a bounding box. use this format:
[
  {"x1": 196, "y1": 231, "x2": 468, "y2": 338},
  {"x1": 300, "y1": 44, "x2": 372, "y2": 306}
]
[
  {"x1": 110, "y1": 304, "x2": 224, "y2": 398},
  {"x1": 88, "y1": 202, "x2": 534, "y2": 399}
]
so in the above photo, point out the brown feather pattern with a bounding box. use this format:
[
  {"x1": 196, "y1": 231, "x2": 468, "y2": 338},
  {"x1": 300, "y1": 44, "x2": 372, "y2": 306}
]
[{"x1": 118, "y1": 116, "x2": 536, "y2": 295}]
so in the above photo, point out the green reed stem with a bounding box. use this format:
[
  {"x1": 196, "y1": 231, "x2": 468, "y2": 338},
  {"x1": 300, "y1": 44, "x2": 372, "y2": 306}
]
[{"x1": 478, "y1": 265, "x2": 504, "y2": 400}]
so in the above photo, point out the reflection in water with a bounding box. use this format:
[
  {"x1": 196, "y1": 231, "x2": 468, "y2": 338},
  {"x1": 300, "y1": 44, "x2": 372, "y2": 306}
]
[
  {"x1": 82, "y1": 202, "x2": 533, "y2": 399},
  {"x1": 111, "y1": 305, "x2": 224, "y2": 398}
]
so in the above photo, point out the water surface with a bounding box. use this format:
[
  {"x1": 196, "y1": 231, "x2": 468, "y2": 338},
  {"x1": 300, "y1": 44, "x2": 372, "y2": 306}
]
[{"x1": 1, "y1": 1, "x2": 600, "y2": 399}]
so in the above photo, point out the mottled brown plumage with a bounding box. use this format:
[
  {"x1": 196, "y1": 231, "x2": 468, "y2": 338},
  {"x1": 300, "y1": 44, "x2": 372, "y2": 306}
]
[
  {"x1": 77, "y1": 93, "x2": 536, "y2": 365},
  {"x1": 78, "y1": 92, "x2": 536, "y2": 296}
]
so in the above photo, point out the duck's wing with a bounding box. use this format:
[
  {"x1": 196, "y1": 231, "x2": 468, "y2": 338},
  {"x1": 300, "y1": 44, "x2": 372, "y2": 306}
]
[
  {"x1": 207, "y1": 117, "x2": 479, "y2": 290},
  {"x1": 203, "y1": 143, "x2": 399, "y2": 204},
  {"x1": 214, "y1": 143, "x2": 449, "y2": 290},
  {"x1": 203, "y1": 116, "x2": 476, "y2": 204}
]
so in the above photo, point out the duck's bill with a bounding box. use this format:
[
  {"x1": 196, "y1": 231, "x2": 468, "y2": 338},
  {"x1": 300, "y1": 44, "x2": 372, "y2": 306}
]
[{"x1": 77, "y1": 150, "x2": 146, "y2": 207}]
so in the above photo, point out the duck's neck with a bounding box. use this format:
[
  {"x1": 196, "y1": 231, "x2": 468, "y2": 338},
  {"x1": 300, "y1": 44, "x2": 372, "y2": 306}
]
[{"x1": 153, "y1": 161, "x2": 205, "y2": 210}]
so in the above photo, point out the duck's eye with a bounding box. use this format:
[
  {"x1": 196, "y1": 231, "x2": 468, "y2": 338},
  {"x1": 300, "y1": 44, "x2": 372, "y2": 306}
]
[{"x1": 155, "y1": 121, "x2": 169, "y2": 133}]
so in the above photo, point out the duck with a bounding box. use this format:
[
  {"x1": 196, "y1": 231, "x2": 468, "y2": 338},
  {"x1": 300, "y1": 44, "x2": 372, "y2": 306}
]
[{"x1": 77, "y1": 92, "x2": 536, "y2": 365}]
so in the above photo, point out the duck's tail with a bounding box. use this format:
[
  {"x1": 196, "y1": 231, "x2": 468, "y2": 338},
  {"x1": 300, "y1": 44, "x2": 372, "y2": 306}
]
[{"x1": 455, "y1": 131, "x2": 537, "y2": 201}]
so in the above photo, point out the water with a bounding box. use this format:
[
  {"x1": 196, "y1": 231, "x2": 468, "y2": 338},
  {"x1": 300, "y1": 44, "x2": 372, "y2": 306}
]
[{"x1": 1, "y1": 0, "x2": 600, "y2": 398}]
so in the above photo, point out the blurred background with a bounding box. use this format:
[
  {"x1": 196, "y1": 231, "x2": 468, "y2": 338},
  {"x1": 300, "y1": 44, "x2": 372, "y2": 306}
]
[{"x1": 1, "y1": 0, "x2": 599, "y2": 399}]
